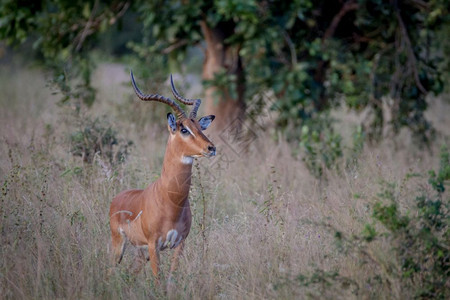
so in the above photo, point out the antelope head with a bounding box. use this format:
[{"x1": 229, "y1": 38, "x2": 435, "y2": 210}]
[{"x1": 130, "y1": 71, "x2": 216, "y2": 163}]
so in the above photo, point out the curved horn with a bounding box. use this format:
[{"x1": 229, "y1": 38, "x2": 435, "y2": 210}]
[
  {"x1": 189, "y1": 99, "x2": 201, "y2": 119},
  {"x1": 170, "y1": 74, "x2": 202, "y2": 119},
  {"x1": 131, "y1": 71, "x2": 186, "y2": 119}
]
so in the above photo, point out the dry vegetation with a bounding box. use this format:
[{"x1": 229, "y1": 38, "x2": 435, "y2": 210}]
[{"x1": 1, "y1": 62, "x2": 449, "y2": 299}]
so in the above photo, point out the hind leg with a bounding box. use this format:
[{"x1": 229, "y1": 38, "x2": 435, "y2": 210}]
[
  {"x1": 111, "y1": 228, "x2": 127, "y2": 264},
  {"x1": 148, "y1": 242, "x2": 160, "y2": 283},
  {"x1": 107, "y1": 227, "x2": 126, "y2": 278}
]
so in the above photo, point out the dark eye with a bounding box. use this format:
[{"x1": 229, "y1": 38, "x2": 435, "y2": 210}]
[{"x1": 180, "y1": 128, "x2": 189, "y2": 135}]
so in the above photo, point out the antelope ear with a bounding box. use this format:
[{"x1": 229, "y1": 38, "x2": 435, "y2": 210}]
[
  {"x1": 167, "y1": 113, "x2": 177, "y2": 132},
  {"x1": 198, "y1": 115, "x2": 215, "y2": 130}
]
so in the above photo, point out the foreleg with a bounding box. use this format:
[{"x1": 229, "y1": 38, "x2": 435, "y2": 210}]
[{"x1": 148, "y1": 241, "x2": 160, "y2": 283}]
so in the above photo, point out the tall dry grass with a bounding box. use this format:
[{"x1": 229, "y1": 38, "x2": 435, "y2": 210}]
[{"x1": 0, "y1": 61, "x2": 448, "y2": 299}]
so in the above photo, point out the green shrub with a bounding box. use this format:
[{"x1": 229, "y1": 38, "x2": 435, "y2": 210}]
[
  {"x1": 334, "y1": 145, "x2": 449, "y2": 299},
  {"x1": 299, "y1": 114, "x2": 343, "y2": 178},
  {"x1": 69, "y1": 115, "x2": 133, "y2": 165}
]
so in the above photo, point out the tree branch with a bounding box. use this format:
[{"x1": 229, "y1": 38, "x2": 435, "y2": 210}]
[
  {"x1": 161, "y1": 39, "x2": 189, "y2": 54},
  {"x1": 395, "y1": 9, "x2": 427, "y2": 94},
  {"x1": 283, "y1": 30, "x2": 297, "y2": 66},
  {"x1": 75, "y1": 0, "x2": 99, "y2": 52},
  {"x1": 323, "y1": 0, "x2": 359, "y2": 41},
  {"x1": 74, "y1": 1, "x2": 130, "y2": 52}
]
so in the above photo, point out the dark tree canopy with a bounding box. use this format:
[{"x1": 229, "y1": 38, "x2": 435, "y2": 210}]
[
  {"x1": 1, "y1": 0, "x2": 449, "y2": 143},
  {"x1": 1, "y1": 0, "x2": 131, "y2": 106}
]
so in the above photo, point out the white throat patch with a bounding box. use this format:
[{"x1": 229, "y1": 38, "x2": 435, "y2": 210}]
[{"x1": 181, "y1": 156, "x2": 194, "y2": 165}]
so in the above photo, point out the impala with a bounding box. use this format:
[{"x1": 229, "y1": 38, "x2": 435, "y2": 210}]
[{"x1": 109, "y1": 71, "x2": 216, "y2": 279}]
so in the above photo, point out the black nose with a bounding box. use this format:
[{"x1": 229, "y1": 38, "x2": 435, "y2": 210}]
[{"x1": 208, "y1": 146, "x2": 216, "y2": 152}]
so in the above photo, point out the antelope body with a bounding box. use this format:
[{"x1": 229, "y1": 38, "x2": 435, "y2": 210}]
[{"x1": 109, "y1": 72, "x2": 215, "y2": 278}]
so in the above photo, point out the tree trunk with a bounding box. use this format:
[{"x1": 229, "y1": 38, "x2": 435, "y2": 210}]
[{"x1": 200, "y1": 21, "x2": 245, "y2": 134}]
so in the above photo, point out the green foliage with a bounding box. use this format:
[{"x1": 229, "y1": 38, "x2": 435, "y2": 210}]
[
  {"x1": 373, "y1": 202, "x2": 410, "y2": 232},
  {"x1": 332, "y1": 146, "x2": 450, "y2": 299},
  {"x1": 0, "y1": 0, "x2": 131, "y2": 106},
  {"x1": 0, "y1": 0, "x2": 39, "y2": 44},
  {"x1": 299, "y1": 115, "x2": 343, "y2": 178},
  {"x1": 296, "y1": 269, "x2": 358, "y2": 294},
  {"x1": 300, "y1": 121, "x2": 365, "y2": 180},
  {"x1": 428, "y1": 145, "x2": 450, "y2": 193},
  {"x1": 275, "y1": 269, "x2": 359, "y2": 298},
  {"x1": 261, "y1": 0, "x2": 447, "y2": 143},
  {"x1": 1, "y1": 0, "x2": 450, "y2": 181},
  {"x1": 69, "y1": 115, "x2": 133, "y2": 165},
  {"x1": 371, "y1": 175, "x2": 449, "y2": 298},
  {"x1": 203, "y1": 68, "x2": 238, "y2": 103},
  {"x1": 346, "y1": 125, "x2": 366, "y2": 168},
  {"x1": 361, "y1": 223, "x2": 377, "y2": 242},
  {"x1": 133, "y1": 0, "x2": 448, "y2": 177},
  {"x1": 48, "y1": 55, "x2": 97, "y2": 107},
  {"x1": 259, "y1": 166, "x2": 284, "y2": 226}
]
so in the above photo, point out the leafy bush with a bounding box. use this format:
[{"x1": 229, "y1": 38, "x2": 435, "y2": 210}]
[
  {"x1": 274, "y1": 269, "x2": 359, "y2": 299},
  {"x1": 69, "y1": 115, "x2": 132, "y2": 165},
  {"x1": 334, "y1": 145, "x2": 449, "y2": 299},
  {"x1": 299, "y1": 114, "x2": 343, "y2": 178}
]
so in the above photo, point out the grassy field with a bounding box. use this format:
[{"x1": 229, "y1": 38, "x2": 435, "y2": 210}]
[{"x1": 1, "y1": 61, "x2": 449, "y2": 299}]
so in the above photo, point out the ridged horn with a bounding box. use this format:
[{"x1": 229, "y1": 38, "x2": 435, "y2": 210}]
[
  {"x1": 131, "y1": 71, "x2": 186, "y2": 119},
  {"x1": 170, "y1": 74, "x2": 202, "y2": 119}
]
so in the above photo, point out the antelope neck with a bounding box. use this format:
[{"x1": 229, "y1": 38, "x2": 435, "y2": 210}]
[{"x1": 158, "y1": 138, "x2": 193, "y2": 205}]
